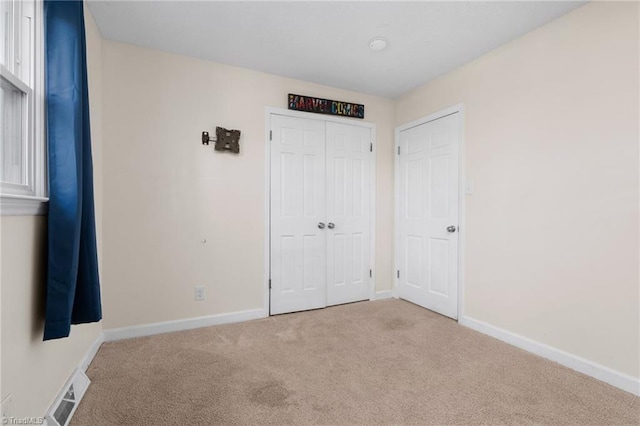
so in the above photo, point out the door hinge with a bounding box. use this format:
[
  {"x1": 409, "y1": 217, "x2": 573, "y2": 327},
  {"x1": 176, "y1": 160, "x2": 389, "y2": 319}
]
[
  {"x1": 269, "y1": 279, "x2": 272, "y2": 289},
  {"x1": 269, "y1": 130, "x2": 272, "y2": 141},
  {"x1": 397, "y1": 270, "x2": 400, "y2": 279},
  {"x1": 369, "y1": 269, "x2": 372, "y2": 278},
  {"x1": 397, "y1": 146, "x2": 400, "y2": 155},
  {"x1": 370, "y1": 143, "x2": 373, "y2": 152}
]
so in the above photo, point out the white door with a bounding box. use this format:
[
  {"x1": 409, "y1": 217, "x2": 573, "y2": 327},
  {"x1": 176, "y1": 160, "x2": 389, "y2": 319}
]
[
  {"x1": 326, "y1": 122, "x2": 372, "y2": 306},
  {"x1": 270, "y1": 115, "x2": 327, "y2": 315},
  {"x1": 398, "y1": 113, "x2": 460, "y2": 319},
  {"x1": 270, "y1": 114, "x2": 373, "y2": 315}
]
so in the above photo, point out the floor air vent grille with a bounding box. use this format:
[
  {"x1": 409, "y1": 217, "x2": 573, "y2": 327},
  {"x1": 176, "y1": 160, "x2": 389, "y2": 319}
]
[{"x1": 46, "y1": 369, "x2": 90, "y2": 426}]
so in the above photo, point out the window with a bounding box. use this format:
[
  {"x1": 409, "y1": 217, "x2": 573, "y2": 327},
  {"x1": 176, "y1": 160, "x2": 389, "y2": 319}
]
[{"x1": 0, "y1": 0, "x2": 46, "y2": 215}]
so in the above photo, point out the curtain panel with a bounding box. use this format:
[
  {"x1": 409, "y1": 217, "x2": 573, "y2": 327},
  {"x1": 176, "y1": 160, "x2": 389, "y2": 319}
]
[{"x1": 44, "y1": 0, "x2": 102, "y2": 340}]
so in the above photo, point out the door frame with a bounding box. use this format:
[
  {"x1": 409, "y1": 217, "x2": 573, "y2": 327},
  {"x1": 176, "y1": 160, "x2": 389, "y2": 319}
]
[
  {"x1": 263, "y1": 106, "x2": 377, "y2": 317},
  {"x1": 393, "y1": 104, "x2": 466, "y2": 321}
]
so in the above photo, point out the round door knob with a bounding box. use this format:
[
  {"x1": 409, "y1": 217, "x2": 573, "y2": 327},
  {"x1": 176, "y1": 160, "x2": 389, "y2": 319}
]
[
  {"x1": 327, "y1": 222, "x2": 335, "y2": 229},
  {"x1": 318, "y1": 222, "x2": 326, "y2": 229},
  {"x1": 446, "y1": 225, "x2": 457, "y2": 233}
]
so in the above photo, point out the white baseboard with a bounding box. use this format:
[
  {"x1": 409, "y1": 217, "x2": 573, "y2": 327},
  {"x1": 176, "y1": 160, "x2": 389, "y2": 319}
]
[
  {"x1": 103, "y1": 308, "x2": 266, "y2": 342},
  {"x1": 79, "y1": 332, "x2": 104, "y2": 372},
  {"x1": 374, "y1": 290, "x2": 393, "y2": 300},
  {"x1": 459, "y1": 315, "x2": 640, "y2": 396}
]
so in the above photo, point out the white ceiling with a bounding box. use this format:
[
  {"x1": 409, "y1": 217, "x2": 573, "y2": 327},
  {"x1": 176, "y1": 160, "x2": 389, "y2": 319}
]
[{"x1": 87, "y1": 1, "x2": 585, "y2": 99}]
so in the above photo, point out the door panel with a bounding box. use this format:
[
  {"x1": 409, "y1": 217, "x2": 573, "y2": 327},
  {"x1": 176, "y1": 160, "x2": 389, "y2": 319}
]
[
  {"x1": 270, "y1": 115, "x2": 326, "y2": 315},
  {"x1": 326, "y1": 122, "x2": 371, "y2": 306},
  {"x1": 270, "y1": 115, "x2": 373, "y2": 315},
  {"x1": 398, "y1": 113, "x2": 459, "y2": 319}
]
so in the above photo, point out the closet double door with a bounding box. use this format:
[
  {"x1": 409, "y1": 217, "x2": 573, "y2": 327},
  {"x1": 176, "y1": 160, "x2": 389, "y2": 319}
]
[{"x1": 270, "y1": 114, "x2": 372, "y2": 315}]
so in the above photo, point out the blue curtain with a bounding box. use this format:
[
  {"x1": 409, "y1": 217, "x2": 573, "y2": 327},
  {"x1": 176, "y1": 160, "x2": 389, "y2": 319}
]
[{"x1": 44, "y1": 0, "x2": 102, "y2": 340}]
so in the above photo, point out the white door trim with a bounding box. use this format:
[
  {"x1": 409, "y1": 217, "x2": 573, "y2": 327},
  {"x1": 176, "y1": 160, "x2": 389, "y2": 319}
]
[
  {"x1": 264, "y1": 106, "x2": 377, "y2": 316},
  {"x1": 394, "y1": 104, "x2": 466, "y2": 321}
]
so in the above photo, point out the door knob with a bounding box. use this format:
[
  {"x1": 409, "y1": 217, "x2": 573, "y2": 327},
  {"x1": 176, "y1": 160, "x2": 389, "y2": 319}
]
[
  {"x1": 327, "y1": 222, "x2": 335, "y2": 229},
  {"x1": 446, "y1": 225, "x2": 457, "y2": 233},
  {"x1": 318, "y1": 222, "x2": 326, "y2": 229}
]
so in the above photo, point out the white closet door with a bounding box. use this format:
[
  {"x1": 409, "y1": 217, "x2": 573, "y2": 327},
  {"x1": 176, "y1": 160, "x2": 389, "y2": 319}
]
[
  {"x1": 398, "y1": 113, "x2": 459, "y2": 319},
  {"x1": 270, "y1": 115, "x2": 327, "y2": 315},
  {"x1": 326, "y1": 122, "x2": 372, "y2": 306}
]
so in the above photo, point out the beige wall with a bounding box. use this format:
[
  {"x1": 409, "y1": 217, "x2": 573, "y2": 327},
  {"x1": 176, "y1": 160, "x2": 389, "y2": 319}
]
[
  {"x1": 101, "y1": 42, "x2": 395, "y2": 329},
  {"x1": 0, "y1": 6, "x2": 104, "y2": 417},
  {"x1": 396, "y1": 1, "x2": 639, "y2": 378}
]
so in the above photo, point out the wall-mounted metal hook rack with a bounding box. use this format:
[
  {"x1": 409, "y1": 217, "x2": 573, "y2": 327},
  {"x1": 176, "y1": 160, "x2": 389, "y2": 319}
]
[{"x1": 202, "y1": 127, "x2": 241, "y2": 154}]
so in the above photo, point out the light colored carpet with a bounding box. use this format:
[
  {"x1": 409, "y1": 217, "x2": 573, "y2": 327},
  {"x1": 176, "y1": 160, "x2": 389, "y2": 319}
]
[{"x1": 72, "y1": 299, "x2": 639, "y2": 425}]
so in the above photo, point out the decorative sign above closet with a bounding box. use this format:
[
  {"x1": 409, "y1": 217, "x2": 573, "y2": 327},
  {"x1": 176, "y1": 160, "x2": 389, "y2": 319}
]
[{"x1": 288, "y1": 93, "x2": 365, "y2": 119}]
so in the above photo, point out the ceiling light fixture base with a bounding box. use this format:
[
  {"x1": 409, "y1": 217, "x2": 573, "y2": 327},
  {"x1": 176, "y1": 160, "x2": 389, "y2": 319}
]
[{"x1": 369, "y1": 38, "x2": 387, "y2": 52}]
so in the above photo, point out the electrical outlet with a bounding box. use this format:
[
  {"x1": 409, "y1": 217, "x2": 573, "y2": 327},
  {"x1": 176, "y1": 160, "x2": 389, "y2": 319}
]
[
  {"x1": 1, "y1": 394, "x2": 12, "y2": 420},
  {"x1": 195, "y1": 286, "x2": 205, "y2": 301}
]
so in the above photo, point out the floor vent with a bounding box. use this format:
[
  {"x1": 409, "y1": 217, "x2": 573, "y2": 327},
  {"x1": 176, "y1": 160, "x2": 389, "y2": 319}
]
[{"x1": 45, "y1": 369, "x2": 90, "y2": 426}]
